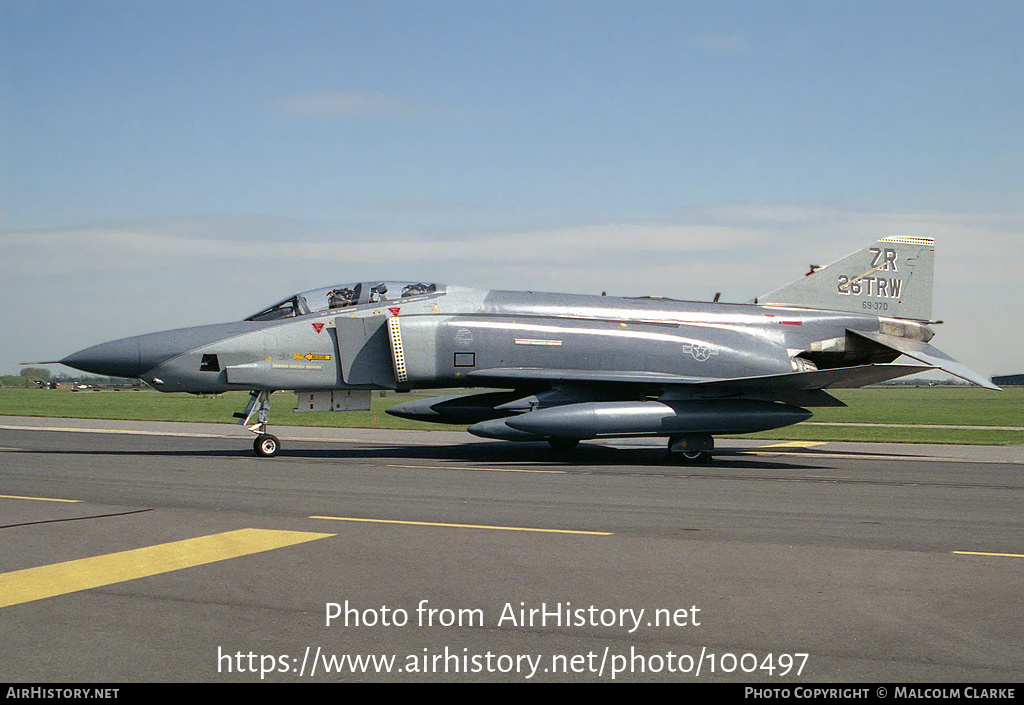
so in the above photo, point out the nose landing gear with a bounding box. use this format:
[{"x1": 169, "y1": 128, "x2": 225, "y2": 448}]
[
  {"x1": 238, "y1": 390, "x2": 280, "y2": 457},
  {"x1": 254, "y1": 433, "x2": 280, "y2": 457}
]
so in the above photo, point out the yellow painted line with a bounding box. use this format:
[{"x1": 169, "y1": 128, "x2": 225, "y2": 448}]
[
  {"x1": 0, "y1": 528, "x2": 334, "y2": 608},
  {"x1": 0, "y1": 423, "x2": 457, "y2": 448},
  {"x1": 758, "y1": 441, "x2": 827, "y2": 449},
  {"x1": 386, "y1": 463, "x2": 564, "y2": 474},
  {"x1": 0, "y1": 494, "x2": 80, "y2": 503},
  {"x1": 0, "y1": 424, "x2": 235, "y2": 440},
  {"x1": 953, "y1": 550, "x2": 1024, "y2": 559},
  {"x1": 310, "y1": 516, "x2": 611, "y2": 536}
]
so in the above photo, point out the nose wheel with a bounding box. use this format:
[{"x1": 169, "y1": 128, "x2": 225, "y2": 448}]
[{"x1": 254, "y1": 434, "x2": 280, "y2": 457}]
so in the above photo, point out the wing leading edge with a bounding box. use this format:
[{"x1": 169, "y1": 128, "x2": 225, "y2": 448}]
[{"x1": 466, "y1": 362, "x2": 935, "y2": 395}]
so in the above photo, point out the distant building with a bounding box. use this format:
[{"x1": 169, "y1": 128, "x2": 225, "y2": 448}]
[{"x1": 992, "y1": 374, "x2": 1024, "y2": 386}]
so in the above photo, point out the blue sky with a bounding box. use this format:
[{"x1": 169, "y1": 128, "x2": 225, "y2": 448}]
[{"x1": 2, "y1": 1, "x2": 1022, "y2": 377}]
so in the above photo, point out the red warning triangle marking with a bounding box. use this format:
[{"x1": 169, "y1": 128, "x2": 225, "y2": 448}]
[
  {"x1": 388, "y1": 307, "x2": 401, "y2": 316},
  {"x1": 312, "y1": 322, "x2": 324, "y2": 333}
]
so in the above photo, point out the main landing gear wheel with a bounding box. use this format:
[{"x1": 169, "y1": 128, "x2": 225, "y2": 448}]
[
  {"x1": 548, "y1": 438, "x2": 581, "y2": 451},
  {"x1": 673, "y1": 449, "x2": 712, "y2": 465},
  {"x1": 667, "y1": 434, "x2": 714, "y2": 465},
  {"x1": 254, "y1": 434, "x2": 280, "y2": 458}
]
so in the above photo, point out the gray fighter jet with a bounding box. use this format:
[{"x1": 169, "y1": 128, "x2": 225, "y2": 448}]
[{"x1": 58, "y1": 237, "x2": 996, "y2": 461}]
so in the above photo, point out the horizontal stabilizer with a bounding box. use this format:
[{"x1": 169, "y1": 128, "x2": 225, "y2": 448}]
[{"x1": 849, "y1": 330, "x2": 999, "y2": 390}]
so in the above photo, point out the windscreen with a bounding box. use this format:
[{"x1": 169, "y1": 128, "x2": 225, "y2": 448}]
[{"x1": 245, "y1": 282, "x2": 441, "y2": 321}]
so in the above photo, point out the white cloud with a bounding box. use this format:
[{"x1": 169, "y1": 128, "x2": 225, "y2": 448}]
[
  {"x1": 0, "y1": 222, "x2": 756, "y2": 272},
  {"x1": 3, "y1": 209, "x2": 1020, "y2": 289},
  {"x1": 270, "y1": 91, "x2": 409, "y2": 117},
  {"x1": 4, "y1": 206, "x2": 1022, "y2": 375}
]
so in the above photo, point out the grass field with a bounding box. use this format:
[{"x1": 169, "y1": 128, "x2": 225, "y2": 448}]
[{"x1": 0, "y1": 386, "x2": 1021, "y2": 445}]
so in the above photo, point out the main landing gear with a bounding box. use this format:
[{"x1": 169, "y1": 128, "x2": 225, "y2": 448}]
[
  {"x1": 667, "y1": 434, "x2": 714, "y2": 465},
  {"x1": 237, "y1": 390, "x2": 280, "y2": 457}
]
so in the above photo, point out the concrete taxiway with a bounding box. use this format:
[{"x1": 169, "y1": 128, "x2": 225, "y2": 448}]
[{"x1": 1, "y1": 416, "x2": 1022, "y2": 682}]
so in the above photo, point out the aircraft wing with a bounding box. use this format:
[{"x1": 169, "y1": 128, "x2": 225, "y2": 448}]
[
  {"x1": 695, "y1": 363, "x2": 935, "y2": 391},
  {"x1": 465, "y1": 364, "x2": 929, "y2": 390},
  {"x1": 465, "y1": 363, "x2": 935, "y2": 408},
  {"x1": 443, "y1": 362, "x2": 939, "y2": 439}
]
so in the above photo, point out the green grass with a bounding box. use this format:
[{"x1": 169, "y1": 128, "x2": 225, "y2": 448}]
[
  {"x1": 738, "y1": 387, "x2": 1024, "y2": 444},
  {"x1": 778, "y1": 387, "x2": 1024, "y2": 427},
  {"x1": 0, "y1": 386, "x2": 1020, "y2": 444},
  {"x1": 0, "y1": 388, "x2": 465, "y2": 430},
  {"x1": 741, "y1": 424, "x2": 1023, "y2": 446}
]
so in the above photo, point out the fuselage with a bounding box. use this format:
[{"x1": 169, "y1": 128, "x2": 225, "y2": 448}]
[
  {"x1": 61, "y1": 283, "x2": 920, "y2": 395},
  {"x1": 55, "y1": 238, "x2": 995, "y2": 460}
]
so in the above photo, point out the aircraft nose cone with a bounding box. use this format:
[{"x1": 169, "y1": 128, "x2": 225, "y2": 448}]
[{"x1": 61, "y1": 338, "x2": 142, "y2": 379}]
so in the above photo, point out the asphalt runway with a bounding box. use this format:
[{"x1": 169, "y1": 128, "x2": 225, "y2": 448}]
[{"x1": 1, "y1": 415, "x2": 1022, "y2": 682}]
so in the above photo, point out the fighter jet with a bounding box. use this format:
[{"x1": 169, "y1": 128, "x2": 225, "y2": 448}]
[{"x1": 58, "y1": 237, "x2": 996, "y2": 461}]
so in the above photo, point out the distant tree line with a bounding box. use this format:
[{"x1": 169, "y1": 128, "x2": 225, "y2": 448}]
[{"x1": 2, "y1": 368, "x2": 140, "y2": 388}]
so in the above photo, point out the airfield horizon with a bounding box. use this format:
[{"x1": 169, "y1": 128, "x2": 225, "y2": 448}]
[{"x1": 0, "y1": 386, "x2": 1019, "y2": 446}]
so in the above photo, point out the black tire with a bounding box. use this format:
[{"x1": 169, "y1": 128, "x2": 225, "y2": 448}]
[
  {"x1": 254, "y1": 434, "x2": 280, "y2": 457},
  {"x1": 670, "y1": 449, "x2": 712, "y2": 465}
]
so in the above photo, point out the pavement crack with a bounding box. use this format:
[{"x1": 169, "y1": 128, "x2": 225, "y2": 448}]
[{"x1": 0, "y1": 507, "x2": 154, "y2": 529}]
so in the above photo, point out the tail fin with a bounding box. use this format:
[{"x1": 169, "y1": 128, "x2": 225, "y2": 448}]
[{"x1": 757, "y1": 237, "x2": 934, "y2": 321}]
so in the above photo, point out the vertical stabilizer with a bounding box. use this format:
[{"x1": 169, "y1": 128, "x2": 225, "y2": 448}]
[{"x1": 757, "y1": 237, "x2": 934, "y2": 321}]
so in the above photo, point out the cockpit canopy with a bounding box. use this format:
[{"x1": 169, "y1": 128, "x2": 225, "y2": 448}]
[{"x1": 246, "y1": 282, "x2": 442, "y2": 322}]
